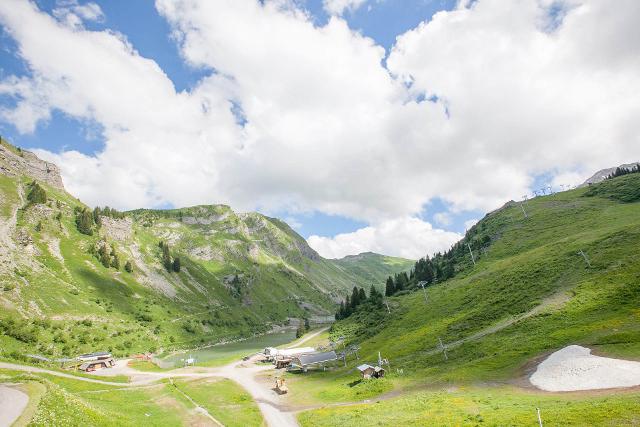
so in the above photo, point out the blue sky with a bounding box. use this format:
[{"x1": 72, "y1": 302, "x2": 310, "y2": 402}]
[
  {"x1": 1, "y1": 0, "x2": 633, "y2": 259},
  {"x1": 0, "y1": 0, "x2": 476, "y2": 239}
]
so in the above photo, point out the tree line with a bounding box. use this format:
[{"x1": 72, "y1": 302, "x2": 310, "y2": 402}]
[
  {"x1": 606, "y1": 164, "x2": 640, "y2": 180},
  {"x1": 385, "y1": 225, "x2": 492, "y2": 298},
  {"x1": 335, "y1": 285, "x2": 384, "y2": 320},
  {"x1": 75, "y1": 206, "x2": 125, "y2": 236}
]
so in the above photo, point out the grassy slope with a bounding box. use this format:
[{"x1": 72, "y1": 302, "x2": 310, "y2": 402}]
[
  {"x1": 0, "y1": 152, "x2": 411, "y2": 361},
  {"x1": 330, "y1": 252, "x2": 415, "y2": 289},
  {"x1": 292, "y1": 174, "x2": 640, "y2": 425},
  {"x1": 0, "y1": 368, "x2": 263, "y2": 427}
]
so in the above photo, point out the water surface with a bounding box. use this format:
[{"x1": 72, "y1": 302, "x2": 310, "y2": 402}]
[{"x1": 160, "y1": 329, "x2": 297, "y2": 367}]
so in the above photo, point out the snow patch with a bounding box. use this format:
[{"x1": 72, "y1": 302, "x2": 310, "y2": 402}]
[{"x1": 530, "y1": 345, "x2": 640, "y2": 391}]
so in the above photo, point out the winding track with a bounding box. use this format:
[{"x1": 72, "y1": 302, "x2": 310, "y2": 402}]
[
  {"x1": 0, "y1": 357, "x2": 299, "y2": 427},
  {"x1": 0, "y1": 385, "x2": 28, "y2": 427}
]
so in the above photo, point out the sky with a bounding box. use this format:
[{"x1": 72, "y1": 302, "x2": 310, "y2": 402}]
[{"x1": 0, "y1": 0, "x2": 638, "y2": 259}]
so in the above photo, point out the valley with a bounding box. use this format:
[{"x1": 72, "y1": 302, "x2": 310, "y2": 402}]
[{"x1": 1, "y1": 141, "x2": 640, "y2": 427}]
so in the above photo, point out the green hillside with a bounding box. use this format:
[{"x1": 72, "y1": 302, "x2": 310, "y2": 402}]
[
  {"x1": 288, "y1": 173, "x2": 640, "y2": 425},
  {"x1": 331, "y1": 252, "x2": 414, "y2": 288},
  {"x1": 0, "y1": 139, "x2": 411, "y2": 361}
]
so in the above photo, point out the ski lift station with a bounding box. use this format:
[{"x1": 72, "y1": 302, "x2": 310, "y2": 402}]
[{"x1": 289, "y1": 351, "x2": 338, "y2": 372}]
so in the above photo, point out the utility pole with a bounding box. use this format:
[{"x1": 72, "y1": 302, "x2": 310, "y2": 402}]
[
  {"x1": 438, "y1": 337, "x2": 448, "y2": 361},
  {"x1": 578, "y1": 250, "x2": 591, "y2": 267},
  {"x1": 467, "y1": 243, "x2": 476, "y2": 266},
  {"x1": 418, "y1": 281, "x2": 429, "y2": 303}
]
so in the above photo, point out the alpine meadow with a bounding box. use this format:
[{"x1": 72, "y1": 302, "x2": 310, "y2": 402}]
[{"x1": 1, "y1": 1, "x2": 640, "y2": 426}]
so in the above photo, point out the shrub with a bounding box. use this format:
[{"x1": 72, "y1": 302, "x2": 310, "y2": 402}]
[
  {"x1": 27, "y1": 182, "x2": 47, "y2": 204},
  {"x1": 75, "y1": 208, "x2": 94, "y2": 235}
]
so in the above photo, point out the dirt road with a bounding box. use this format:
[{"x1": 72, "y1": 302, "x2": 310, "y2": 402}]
[
  {"x1": 0, "y1": 384, "x2": 28, "y2": 427},
  {"x1": 216, "y1": 359, "x2": 298, "y2": 427},
  {"x1": 0, "y1": 358, "x2": 299, "y2": 427}
]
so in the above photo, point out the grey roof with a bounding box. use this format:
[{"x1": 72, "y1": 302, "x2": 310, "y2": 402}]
[
  {"x1": 357, "y1": 364, "x2": 374, "y2": 372},
  {"x1": 295, "y1": 351, "x2": 337, "y2": 366},
  {"x1": 78, "y1": 351, "x2": 111, "y2": 358}
]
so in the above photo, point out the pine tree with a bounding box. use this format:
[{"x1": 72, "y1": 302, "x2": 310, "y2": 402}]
[
  {"x1": 369, "y1": 284, "x2": 383, "y2": 307},
  {"x1": 93, "y1": 207, "x2": 102, "y2": 228},
  {"x1": 124, "y1": 260, "x2": 133, "y2": 273},
  {"x1": 172, "y1": 257, "x2": 181, "y2": 273},
  {"x1": 76, "y1": 208, "x2": 94, "y2": 235},
  {"x1": 304, "y1": 317, "x2": 310, "y2": 331},
  {"x1": 111, "y1": 249, "x2": 120, "y2": 270},
  {"x1": 358, "y1": 287, "x2": 366, "y2": 303},
  {"x1": 351, "y1": 286, "x2": 359, "y2": 309},
  {"x1": 385, "y1": 276, "x2": 395, "y2": 296},
  {"x1": 344, "y1": 295, "x2": 351, "y2": 316},
  {"x1": 27, "y1": 182, "x2": 47, "y2": 204},
  {"x1": 98, "y1": 243, "x2": 111, "y2": 268},
  {"x1": 161, "y1": 242, "x2": 172, "y2": 271}
]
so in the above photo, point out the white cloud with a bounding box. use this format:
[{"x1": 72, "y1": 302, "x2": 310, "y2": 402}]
[
  {"x1": 323, "y1": 0, "x2": 368, "y2": 16},
  {"x1": 53, "y1": 0, "x2": 104, "y2": 29},
  {"x1": 0, "y1": 0, "x2": 639, "y2": 257},
  {"x1": 464, "y1": 219, "x2": 479, "y2": 231},
  {"x1": 433, "y1": 212, "x2": 452, "y2": 227},
  {"x1": 308, "y1": 217, "x2": 461, "y2": 259}
]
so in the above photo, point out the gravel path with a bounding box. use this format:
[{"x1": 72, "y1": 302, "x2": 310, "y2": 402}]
[
  {"x1": 530, "y1": 345, "x2": 640, "y2": 391},
  {"x1": 0, "y1": 384, "x2": 28, "y2": 427}
]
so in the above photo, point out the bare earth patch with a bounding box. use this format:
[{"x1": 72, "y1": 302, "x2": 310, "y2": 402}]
[{"x1": 530, "y1": 345, "x2": 640, "y2": 391}]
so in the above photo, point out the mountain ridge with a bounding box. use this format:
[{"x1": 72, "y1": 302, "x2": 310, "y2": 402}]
[{"x1": 0, "y1": 138, "x2": 412, "y2": 359}]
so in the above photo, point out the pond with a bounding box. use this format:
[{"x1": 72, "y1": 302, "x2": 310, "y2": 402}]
[{"x1": 158, "y1": 328, "x2": 298, "y2": 368}]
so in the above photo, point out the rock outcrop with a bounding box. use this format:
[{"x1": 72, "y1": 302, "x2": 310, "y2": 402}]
[
  {"x1": 0, "y1": 141, "x2": 64, "y2": 190},
  {"x1": 579, "y1": 162, "x2": 640, "y2": 187}
]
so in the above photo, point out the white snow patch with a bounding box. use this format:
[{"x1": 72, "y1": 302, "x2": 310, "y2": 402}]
[{"x1": 530, "y1": 345, "x2": 640, "y2": 391}]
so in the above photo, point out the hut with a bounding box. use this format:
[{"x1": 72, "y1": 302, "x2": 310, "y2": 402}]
[
  {"x1": 289, "y1": 351, "x2": 337, "y2": 372},
  {"x1": 357, "y1": 364, "x2": 385, "y2": 379}
]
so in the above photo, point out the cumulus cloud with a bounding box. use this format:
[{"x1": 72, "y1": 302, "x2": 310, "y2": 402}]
[
  {"x1": 323, "y1": 0, "x2": 368, "y2": 16},
  {"x1": 0, "y1": 0, "x2": 639, "y2": 257},
  {"x1": 308, "y1": 217, "x2": 461, "y2": 259},
  {"x1": 53, "y1": 0, "x2": 104, "y2": 29},
  {"x1": 433, "y1": 212, "x2": 452, "y2": 227}
]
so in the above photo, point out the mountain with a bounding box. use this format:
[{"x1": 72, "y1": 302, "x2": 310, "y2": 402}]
[
  {"x1": 332, "y1": 252, "x2": 414, "y2": 285},
  {"x1": 307, "y1": 171, "x2": 640, "y2": 423},
  {"x1": 579, "y1": 161, "x2": 639, "y2": 187},
  {"x1": 0, "y1": 138, "x2": 411, "y2": 359}
]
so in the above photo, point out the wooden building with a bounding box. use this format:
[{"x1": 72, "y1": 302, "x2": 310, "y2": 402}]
[{"x1": 357, "y1": 364, "x2": 385, "y2": 379}]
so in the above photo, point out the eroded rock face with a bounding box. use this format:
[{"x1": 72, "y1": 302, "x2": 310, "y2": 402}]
[
  {"x1": 0, "y1": 144, "x2": 65, "y2": 190},
  {"x1": 100, "y1": 217, "x2": 133, "y2": 241}
]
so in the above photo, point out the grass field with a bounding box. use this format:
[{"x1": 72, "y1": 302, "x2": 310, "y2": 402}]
[
  {"x1": 0, "y1": 368, "x2": 265, "y2": 426},
  {"x1": 289, "y1": 174, "x2": 640, "y2": 424},
  {"x1": 298, "y1": 386, "x2": 640, "y2": 426}
]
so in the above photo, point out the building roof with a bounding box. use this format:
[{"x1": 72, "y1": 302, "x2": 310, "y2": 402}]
[
  {"x1": 78, "y1": 351, "x2": 111, "y2": 359},
  {"x1": 357, "y1": 364, "x2": 374, "y2": 372},
  {"x1": 295, "y1": 351, "x2": 337, "y2": 366}
]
